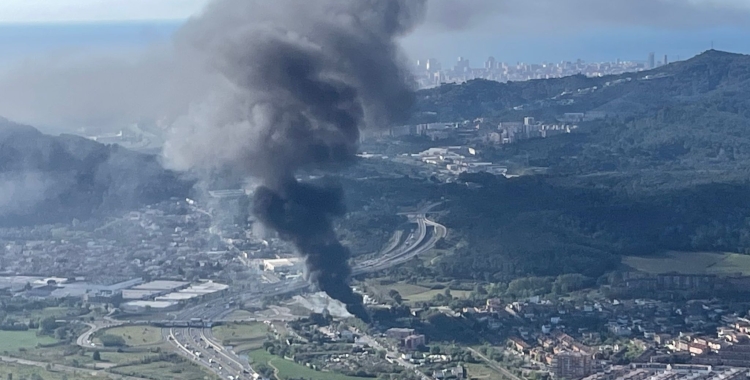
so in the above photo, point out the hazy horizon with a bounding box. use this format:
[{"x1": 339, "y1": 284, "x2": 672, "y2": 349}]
[
  {"x1": 2, "y1": 0, "x2": 750, "y2": 134},
  {"x1": 2, "y1": 0, "x2": 750, "y2": 66},
  {"x1": 0, "y1": 20, "x2": 748, "y2": 69}
]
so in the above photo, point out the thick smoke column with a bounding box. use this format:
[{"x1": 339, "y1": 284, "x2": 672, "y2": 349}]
[
  {"x1": 164, "y1": 0, "x2": 426, "y2": 320},
  {"x1": 253, "y1": 181, "x2": 368, "y2": 320}
]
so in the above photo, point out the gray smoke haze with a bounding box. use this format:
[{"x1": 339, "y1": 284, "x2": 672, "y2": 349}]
[
  {"x1": 0, "y1": 172, "x2": 58, "y2": 217},
  {"x1": 1, "y1": 0, "x2": 749, "y2": 135},
  {"x1": 0, "y1": 47, "x2": 213, "y2": 134},
  {"x1": 422, "y1": 0, "x2": 750, "y2": 32},
  {"x1": 161, "y1": 0, "x2": 426, "y2": 321}
]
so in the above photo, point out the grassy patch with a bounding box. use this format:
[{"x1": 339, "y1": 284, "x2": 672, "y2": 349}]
[
  {"x1": 226, "y1": 309, "x2": 255, "y2": 321},
  {"x1": 9, "y1": 344, "x2": 163, "y2": 370},
  {"x1": 408, "y1": 289, "x2": 472, "y2": 302},
  {"x1": 0, "y1": 330, "x2": 57, "y2": 352},
  {"x1": 8, "y1": 306, "x2": 84, "y2": 321},
  {"x1": 707, "y1": 253, "x2": 750, "y2": 275},
  {"x1": 0, "y1": 361, "x2": 106, "y2": 380},
  {"x1": 96, "y1": 326, "x2": 163, "y2": 347},
  {"x1": 624, "y1": 251, "x2": 750, "y2": 275},
  {"x1": 37, "y1": 307, "x2": 76, "y2": 319},
  {"x1": 212, "y1": 323, "x2": 269, "y2": 353},
  {"x1": 420, "y1": 248, "x2": 453, "y2": 266},
  {"x1": 249, "y1": 349, "x2": 369, "y2": 380},
  {"x1": 465, "y1": 363, "x2": 503, "y2": 379},
  {"x1": 212, "y1": 322, "x2": 268, "y2": 342},
  {"x1": 98, "y1": 351, "x2": 157, "y2": 365},
  {"x1": 271, "y1": 322, "x2": 288, "y2": 336},
  {"x1": 112, "y1": 359, "x2": 217, "y2": 380},
  {"x1": 5, "y1": 344, "x2": 95, "y2": 368},
  {"x1": 366, "y1": 280, "x2": 472, "y2": 304}
]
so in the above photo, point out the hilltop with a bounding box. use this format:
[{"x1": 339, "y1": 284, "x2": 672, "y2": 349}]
[
  {"x1": 0, "y1": 118, "x2": 192, "y2": 226},
  {"x1": 413, "y1": 49, "x2": 750, "y2": 123},
  {"x1": 412, "y1": 50, "x2": 750, "y2": 183},
  {"x1": 351, "y1": 50, "x2": 750, "y2": 280}
]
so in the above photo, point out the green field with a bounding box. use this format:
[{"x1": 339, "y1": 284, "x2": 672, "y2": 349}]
[
  {"x1": 624, "y1": 251, "x2": 750, "y2": 275},
  {"x1": 367, "y1": 281, "x2": 472, "y2": 304},
  {"x1": 226, "y1": 309, "x2": 255, "y2": 321},
  {"x1": 2, "y1": 342, "x2": 158, "y2": 370},
  {"x1": 212, "y1": 322, "x2": 268, "y2": 342},
  {"x1": 212, "y1": 323, "x2": 269, "y2": 353},
  {"x1": 8, "y1": 306, "x2": 87, "y2": 322},
  {"x1": 0, "y1": 362, "x2": 107, "y2": 380},
  {"x1": 4, "y1": 344, "x2": 95, "y2": 368},
  {"x1": 96, "y1": 326, "x2": 163, "y2": 347},
  {"x1": 36, "y1": 307, "x2": 77, "y2": 319},
  {"x1": 98, "y1": 351, "x2": 157, "y2": 365},
  {"x1": 249, "y1": 349, "x2": 370, "y2": 380},
  {"x1": 465, "y1": 363, "x2": 503, "y2": 379},
  {"x1": 112, "y1": 360, "x2": 218, "y2": 380},
  {"x1": 408, "y1": 288, "x2": 472, "y2": 302},
  {"x1": 0, "y1": 330, "x2": 57, "y2": 352}
]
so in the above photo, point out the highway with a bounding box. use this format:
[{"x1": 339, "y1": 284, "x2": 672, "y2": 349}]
[
  {"x1": 165, "y1": 326, "x2": 254, "y2": 380},
  {"x1": 144, "y1": 203, "x2": 447, "y2": 380},
  {"x1": 76, "y1": 320, "x2": 123, "y2": 348},
  {"x1": 169, "y1": 204, "x2": 446, "y2": 379},
  {"x1": 161, "y1": 292, "x2": 256, "y2": 379},
  {"x1": 248, "y1": 203, "x2": 446, "y2": 297}
]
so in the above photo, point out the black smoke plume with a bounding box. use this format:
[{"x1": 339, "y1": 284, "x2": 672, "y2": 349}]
[
  {"x1": 163, "y1": 0, "x2": 426, "y2": 320},
  {"x1": 253, "y1": 181, "x2": 368, "y2": 320}
]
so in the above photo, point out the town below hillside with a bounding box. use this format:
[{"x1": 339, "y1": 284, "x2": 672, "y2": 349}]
[{"x1": 4, "y1": 50, "x2": 750, "y2": 380}]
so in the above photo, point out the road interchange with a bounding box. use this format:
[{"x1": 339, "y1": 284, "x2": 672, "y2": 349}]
[{"x1": 76, "y1": 204, "x2": 446, "y2": 380}]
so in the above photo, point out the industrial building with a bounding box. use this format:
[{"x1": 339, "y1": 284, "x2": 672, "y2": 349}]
[
  {"x1": 263, "y1": 258, "x2": 303, "y2": 273},
  {"x1": 120, "y1": 280, "x2": 228, "y2": 312},
  {"x1": 152, "y1": 282, "x2": 228, "y2": 302},
  {"x1": 121, "y1": 280, "x2": 190, "y2": 300},
  {"x1": 121, "y1": 300, "x2": 180, "y2": 313},
  {"x1": 122, "y1": 289, "x2": 164, "y2": 300},
  {"x1": 131, "y1": 280, "x2": 190, "y2": 292},
  {"x1": 2, "y1": 275, "x2": 143, "y2": 301}
]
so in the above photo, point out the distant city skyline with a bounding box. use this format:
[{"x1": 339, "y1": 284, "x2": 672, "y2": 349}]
[
  {"x1": 0, "y1": 21, "x2": 746, "y2": 69},
  {"x1": 411, "y1": 50, "x2": 674, "y2": 88},
  {"x1": 401, "y1": 25, "x2": 749, "y2": 67}
]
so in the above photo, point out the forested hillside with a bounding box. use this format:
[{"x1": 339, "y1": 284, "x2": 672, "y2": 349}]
[
  {"x1": 345, "y1": 50, "x2": 750, "y2": 281},
  {"x1": 413, "y1": 50, "x2": 750, "y2": 124}
]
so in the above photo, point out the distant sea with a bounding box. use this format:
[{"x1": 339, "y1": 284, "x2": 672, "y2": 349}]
[
  {"x1": 0, "y1": 21, "x2": 748, "y2": 68},
  {"x1": 0, "y1": 21, "x2": 182, "y2": 67},
  {"x1": 404, "y1": 26, "x2": 750, "y2": 65}
]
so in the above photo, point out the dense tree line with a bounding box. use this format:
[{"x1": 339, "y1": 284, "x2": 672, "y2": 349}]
[{"x1": 338, "y1": 52, "x2": 750, "y2": 281}]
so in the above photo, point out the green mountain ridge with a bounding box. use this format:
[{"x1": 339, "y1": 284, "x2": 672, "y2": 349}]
[
  {"x1": 366, "y1": 50, "x2": 750, "y2": 282},
  {"x1": 413, "y1": 49, "x2": 750, "y2": 123}
]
